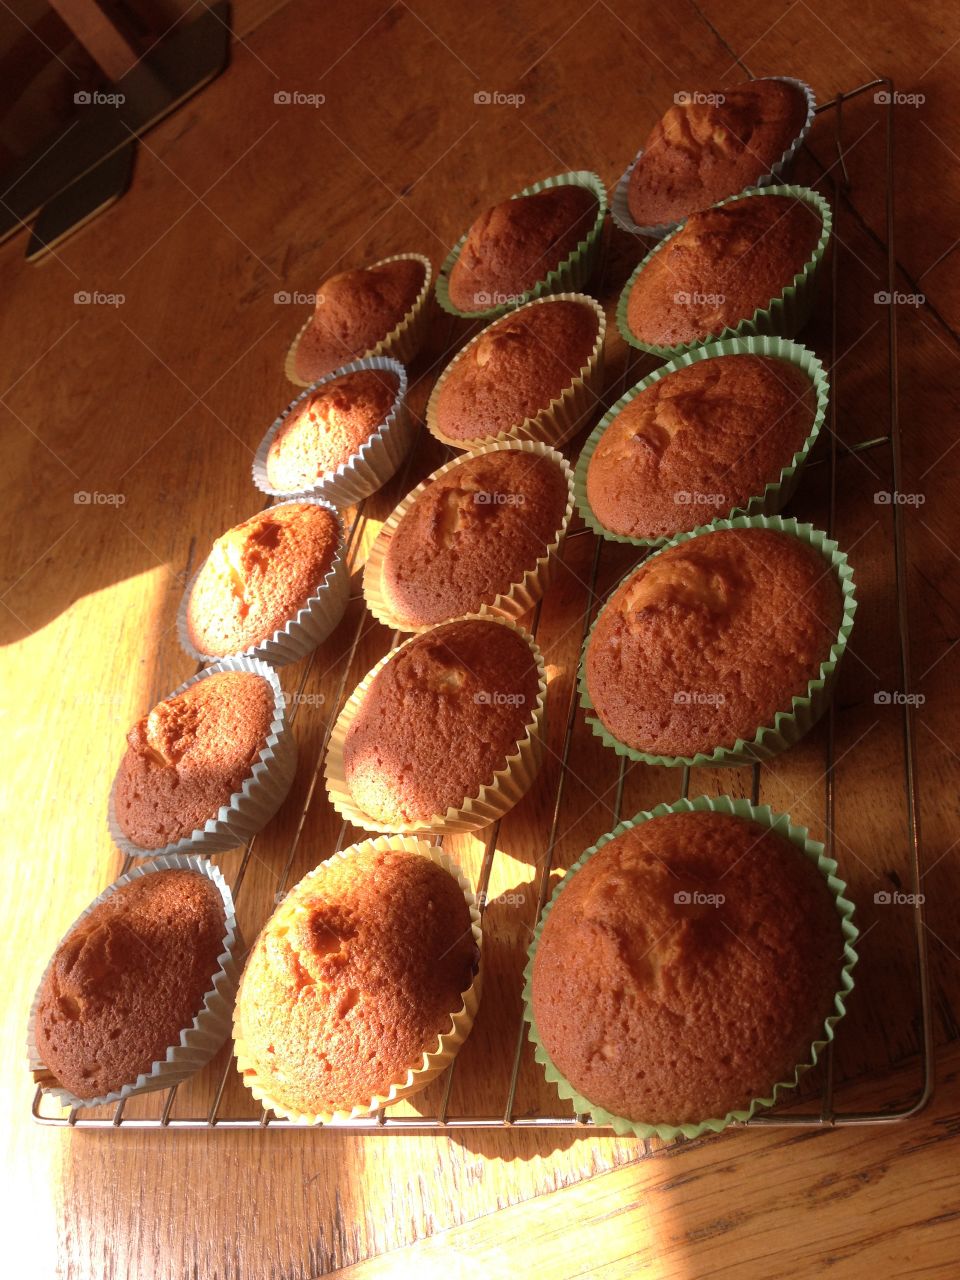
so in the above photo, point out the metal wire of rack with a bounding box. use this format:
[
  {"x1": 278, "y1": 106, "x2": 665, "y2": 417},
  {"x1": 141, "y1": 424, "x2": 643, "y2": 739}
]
[{"x1": 33, "y1": 76, "x2": 933, "y2": 1132}]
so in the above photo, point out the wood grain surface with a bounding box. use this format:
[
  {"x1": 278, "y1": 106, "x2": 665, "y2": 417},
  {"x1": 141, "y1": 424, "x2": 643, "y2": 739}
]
[{"x1": 2, "y1": 2, "x2": 959, "y2": 1278}]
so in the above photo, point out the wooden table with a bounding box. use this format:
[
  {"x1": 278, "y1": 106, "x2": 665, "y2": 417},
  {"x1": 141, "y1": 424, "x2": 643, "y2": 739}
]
[{"x1": 3, "y1": 1, "x2": 960, "y2": 1276}]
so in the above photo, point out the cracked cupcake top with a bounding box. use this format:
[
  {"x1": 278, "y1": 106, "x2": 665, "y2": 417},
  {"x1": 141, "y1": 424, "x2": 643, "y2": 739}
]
[
  {"x1": 235, "y1": 847, "x2": 478, "y2": 1114},
  {"x1": 586, "y1": 354, "x2": 817, "y2": 539},
  {"x1": 187, "y1": 502, "x2": 340, "y2": 656},
  {"x1": 267, "y1": 368, "x2": 400, "y2": 490},
  {"x1": 625, "y1": 193, "x2": 822, "y2": 348},
  {"x1": 113, "y1": 671, "x2": 274, "y2": 849},
  {"x1": 342, "y1": 619, "x2": 541, "y2": 824},
  {"x1": 585, "y1": 527, "x2": 843, "y2": 757},
  {"x1": 434, "y1": 299, "x2": 600, "y2": 441},
  {"x1": 627, "y1": 78, "x2": 809, "y2": 226},
  {"x1": 35, "y1": 870, "x2": 226, "y2": 1098}
]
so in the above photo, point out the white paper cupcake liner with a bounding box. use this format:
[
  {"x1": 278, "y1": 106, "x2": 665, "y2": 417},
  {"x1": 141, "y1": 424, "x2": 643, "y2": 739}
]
[
  {"x1": 253, "y1": 357, "x2": 414, "y2": 508},
  {"x1": 27, "y1": 853, "x2": 240, "y2": 1110},
  {"x1": 107, "y1": 656, "x2": 297, "y2": 858},
  {"x1": 362, "y1": 439, "x2": 576, "y2": 633},
  {"x1": 177, "y1": 496, "x2": 350, "y2": 667},
  {"x1": 284, "y1": 253, "x2": 433, "y2": 389},
  {"x1": 611, "y1": 77, "x2": 817, "y2": 239},
  {"x1": 234, "y1": 837, "x2": 482, "y2": 1123},
  {"x1": 425, "y1": 293, "x2": 607, "y2": 451},
  {"x1": 324, "y1": 615, "x2": 547, "y2": 834}
]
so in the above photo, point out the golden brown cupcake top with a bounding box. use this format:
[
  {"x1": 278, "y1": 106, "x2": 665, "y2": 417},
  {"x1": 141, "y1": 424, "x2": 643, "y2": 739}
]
[
  {"x1": 380, "y1": 449, "x2": 569, "y2": 627},
  {"x1": 267, "y1": 368, "x2": 400, "y2": 490},
  {"x1": 586, "y1": 355, "x2": 817, "y2": 540},
  {"x1": 113, "y1": 671, "x2": 275, "y2": 849},
  {"x1": 236, "y1": 847, "x2": 478, "y2": 1114},
  {"x1": 448, "y1": 184, "x2": 598, "y2": 312},
  {"x1": 187, "y1": 503, "x2": 340, "y2": 657},
  {"x1": 343, "y1": 619, "x2": 540, "y2": 824},
  {"x1": 35, "y1": 869, "x2": 226, "y2": 1099},
  {"x1": 292, "y1": 257, "x2": 425, "y2": 383},
  {"x1": 627, "y1": 79, "x2": 808, "y2": 226},
  {"x1": 585, "y1": 527, "x2": 843, "y2": 757},
  {"x1": 531, "y1": 810, "x2": 842, "y2": 1125},
  {"x1": 625, "y1": 193, "x2": 822, "y2": 348},
  {"x1": 434, "y1": 299, "x2": 600, "y2": 442}
]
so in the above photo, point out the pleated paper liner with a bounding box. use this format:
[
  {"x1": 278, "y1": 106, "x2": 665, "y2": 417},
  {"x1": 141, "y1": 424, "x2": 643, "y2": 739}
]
[
  {"x1": 522, "y1": 793, "x2": 859, "y2": 1140},
  {"x1": 253, "y1": 356, "x2": 414, "y2": 508},
  {"x1": 435, "y1": 171, "x2": 608, "y2": 322},
  {"x1": 425, "y1": 293, "x2": 607, "y2": 451},
  {"x1": 615, "y1": 184, "x2": 833, "y2": 360},
  {"x1": 28, "y1": 854, "x2": 241, "y2": 1111},
  {"x1": 284, "y1": 252, "x2": 433, "y2": 389},
  {"x1": 177, "y1": 496, "x2": 350, "y2": 668},
  {"x1": 574, "y1": 335, "x2": 829, "y2": 548},
  {"x1": 233, "y1": 836, "x2": 482, "y2": 1123},
  {"x1": 578, "y1": 514, "x2": 858, "y2": 768},
  {"x1": 362, "y1": 439, "x2": 576, "y2": 634},
  {"x1": 107, "y1": 656, "x2": 296, "y2": 859},
  {"x1": 324, "y1": 615, "x2": 547, "y2": 835},
  {"x1": 610, "y1": 77, "x2": 817, "y2": 239}
]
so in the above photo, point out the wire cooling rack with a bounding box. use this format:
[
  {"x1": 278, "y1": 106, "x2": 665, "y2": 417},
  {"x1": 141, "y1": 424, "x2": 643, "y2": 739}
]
[{"x1": 33, "y1": 76, "x2": 932, "y2": 1132}]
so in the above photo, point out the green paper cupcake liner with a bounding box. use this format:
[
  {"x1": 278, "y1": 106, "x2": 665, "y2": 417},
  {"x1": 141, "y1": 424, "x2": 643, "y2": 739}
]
[
  {"x1": 522, "y1": 793, "x2": 859, "y2": 1140},
  {"x1": 574, "y1": 335, "x2": 830, "y2": 548},
  {"x1": 616, "y1": 184, "x2": 833, "y2": 360},
  {"x1": 578, "y1": 514, "x2": 857, "y2": 768},
  {"x1": 436, "y1": 171, "x2": 608, "y2": 321}
]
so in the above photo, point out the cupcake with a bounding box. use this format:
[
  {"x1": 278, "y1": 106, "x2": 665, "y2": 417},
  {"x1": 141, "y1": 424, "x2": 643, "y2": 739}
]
[
  {"x1": 583, "y1": 352, "x2": 818, "y2": 541},
  {"x1": 428, "y1": 296, "x2": 603, "y2": 446},
  {"x1": 529, "y1": 807, "x2": 849, "y2": 1132},
  {"x1": 584, "y1": 526, "x2": 845, "y2": 759},
  {"x1": 112, "y1": 669, "x2": 276, "y2": 851},
  {"x1": 234, "y1": 841, "x2": 481, "y2": 1120},
  {"x1": 626, "y1": 79, "x2": 811, "y2": 227},
  {"x1": 365, "y1": 443, "x2": 574, "y2": 630},
  {"x1": 288, "y1": 254, "x2": 429, "y2": 385},
  {"x1": 447, "y1": 183, "x2": 599, "y2": 313},
  {"x1": 623, "y1": 190, "x2": 825, "y2": 351},
  {"x1": 32, "y1": 865, "x2": 233, "y2": 1103},
  {"x1": 328, "y1": 617, "x2": 544, "y2": 830},
  {"x1": 182, "y1": 499, "x2": 345, "y2": 662},
  {"x1": 265, "y1": 366, "x2": 400, "y2": 492}
]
